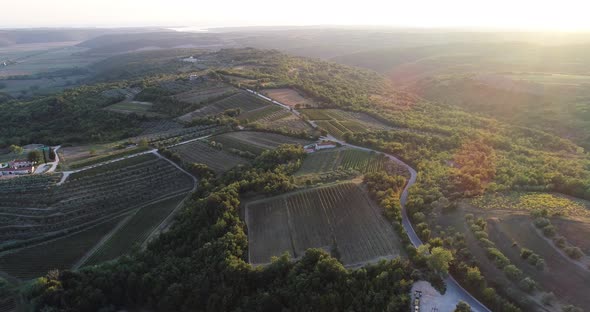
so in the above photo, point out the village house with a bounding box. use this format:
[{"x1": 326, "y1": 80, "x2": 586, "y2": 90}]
[
  {"x1": 0, "y1": 166, "x2": 35, "y2": 176},
  {"x1": 304, "y1": 141, "x2": 338, "y2": 153},
  {"x1": 0, "y1": 159, "x2": 37, "y2": 176}
]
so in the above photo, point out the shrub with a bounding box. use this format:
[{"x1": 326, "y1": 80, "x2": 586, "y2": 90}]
[
  {"x1": 413, "y1": 212, "x2": 425, "y2": 223},
  {"x1": 487, "y1": 248, "x2": 510, "y2": 268},
  {"x1": 503, "y1": 264, "x2": 523, "y2": 281},
  {"x1": 518, "y1": 277, "x2": 537, "y2": 292},
  {"x1": 562, "y1": 305, "x2": 584, "y2": 312},
  {"x1": 478, "y1": 238, "x2": 495, "y2": 248},
  {"x1": 535, "y1": 259, "x2": 545, "y2": 271},
  {"x1": 564, "y1": 246, "x2": 584, "y2": 259},
  {"x1": 553, "y1": 236, "x2": 567, "y2": 248},
  {"x1": 474, "y1": 231, "x2": 488, "y2": 240},
  {"x1": 533, "y1": 217, "x2": 550, "y2": 228},
  {"x1": 542, "y1": 224, "x2": 556, "y2": 237},
  {"x1": 520, "y1": 248, "x2": 533, "y2": 259}
]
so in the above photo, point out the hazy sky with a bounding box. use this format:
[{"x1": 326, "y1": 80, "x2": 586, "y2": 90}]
[{"x1": 3, "y1": 0, "x2": 590, "y2": 31}]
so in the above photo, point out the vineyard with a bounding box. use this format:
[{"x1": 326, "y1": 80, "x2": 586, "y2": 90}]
[
  {"x1": 296, "y1": 148, "x2": 390, "y2": 176},
  {"x1": 212, "y1": 131, "x2": 311, "y2": 155},
  {"x1": 139, "y1": 120, "x2": 183, "y2": 135},
  {"x1": 0, "y1": 154, "x2": 194, "y2": 258},
  {"x1": 169, "y1": 140, "x2": 250, "y2": 172},
  {"x1": 302, "y1": 109, "x2": 391, "y2": 138},
  {"x1": 0, "y1": 216, "x2": 124, "y2": 280},
  {"x1": 179, "y1": 92, "x2": 271, "y2": 121},
  {"x1": 240, "y1": 106, "x2": 312, "y2": 133},
  {"x1": 83, "y1": 194, "x2": 187, "y2": 266},
  {"x1": 174, "y1": 81, "x2": 237, "y2": 104},
  {"x1": 131, "y1": 124, "x2": 221, "y2": 147},
  {"x1": 246, "y1": 182, "x2": 403, "y2": 265}
]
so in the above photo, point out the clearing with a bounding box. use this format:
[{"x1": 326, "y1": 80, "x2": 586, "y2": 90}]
[
  {"x1": 246, "y1": 182, "x2": 403, "y2": 266},
  {"x1": 261, "y1": 88, "x2": 317, "y2": 108}
]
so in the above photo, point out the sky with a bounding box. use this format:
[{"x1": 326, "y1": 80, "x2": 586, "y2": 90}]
[{"x1": 3, "y1": 0, "x2": 590, "y2": 31}]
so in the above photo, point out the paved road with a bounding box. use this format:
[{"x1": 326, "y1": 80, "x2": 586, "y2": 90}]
[
  {"x1": 251, "y1": 91, "x2": 492, "y2": 312},
  {"x1": 329, "y1": 141, "x2": 491, "y2": 312}
]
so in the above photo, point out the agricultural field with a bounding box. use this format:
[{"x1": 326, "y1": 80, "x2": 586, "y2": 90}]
[
  {"x1": 261, "y1": 88, "x2": 317, "y2": 108},
  {"x1": 0, "y1": 216, "x2": 124, "y2": 280},
  {"x1": 60, "y1": 145, "x2": 151, "y2": 170},
  {"x1": 302, "y1": 109, "x2": 391, "y2": 138},
  {"x1": 212, "y1": 131, "x2": 311, "y2": 155},
  {"x1": 139, "y1": 120, "x2": 183, "y2": 135},
  {"x1": 173, "y1": 81, "x2": 237, "y2": 104},
  {"x1": 297, "y1": 148, "x2": 388, "y2": 175},
  {"x1": 439, "y1": 197, "x2": 590, "y2": 310},
  {"x1": 483, "y1": 213, "x2": 590, "y2": 309},
  {"x1": 83, "y1": 194, "x2": 187, "y2": 266},
  {"x1": 239, "y1": 106, "x2": 313, "y2": 133},
  {"x1": 105, "y1": 100, "x2": 161, "y2": 117},
  {"x1": 178, "y1": 91, "x2": 270, "y2": 122},
  {"x1": 246, "y1": 182, "x2": 403, "y2": 266},
  {"x1": 0, "y1": 153, "x2": 194, "y2": 267},
  {"x1": 169, "y1": 140, "x2": 250, "y2": 173},
  {"x1": 130, "y1": 124, "x2": 221, "y2": 147},
  {"x1": 470, "y1": 192, "x2": 590, "y2": 218}
]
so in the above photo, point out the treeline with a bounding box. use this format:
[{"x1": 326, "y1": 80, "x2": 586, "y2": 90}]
[
  {"x1": 27, "y1": 145, "x2": 419, "y2": 311},
  {"x1": 0, "y1": 84, "x2": 144, "y2": 147}
]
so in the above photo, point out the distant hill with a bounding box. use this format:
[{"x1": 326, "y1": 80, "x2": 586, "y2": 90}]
[
  {"x1": 77, "y1": 32, "x2": 237, "y2": 55},
  {"x1": 0, "y1": 28, "x2": 161, "y2": 47}
]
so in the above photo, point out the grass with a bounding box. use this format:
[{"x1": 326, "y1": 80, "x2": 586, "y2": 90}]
[
  {"x1": 246, "y1": 182, "x2": 403, "y2": 265},
  {"x1": 83, "y1": 194, "x2": 187, "y2": 266},
  {"x1": 0, "y1": 217, "x2": 124, "y2": 280}
]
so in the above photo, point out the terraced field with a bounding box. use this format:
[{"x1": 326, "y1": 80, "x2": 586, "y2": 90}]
[
  {"x1": 246, "y1": 182, "x2": 403, "y2": 265},
  {"x1": 302, "y1": 109, "x2": 391, "y2": 138},
  {"x1": 212, "y1": 131, "x2": 311, "y2": 155},
  {"x1": 179, "y1": 92, "x2": 270, "y2": 121},
  {"x1": 83, "y1": 194, "x2": 187, "y2": 266},
  {"x1": 170, "y1": 140, "x2": 250, "y2": 172},
  {"x1": 0, "y1": 154, "x2": 193, "y2": 257}
]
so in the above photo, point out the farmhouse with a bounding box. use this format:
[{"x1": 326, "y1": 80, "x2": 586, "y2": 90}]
[
  {"x1": 182, "y1": 56, "x2": 199, "y2": 63},
  {"x1": 0, "y1": 166, "x2": 35, "y2": 176},
  {"x1": 9, "y1": 159, "x2": 36, "y2": 168},
  {"x1": 315, "y1": 141, "x2": 338, "y2": 150}
]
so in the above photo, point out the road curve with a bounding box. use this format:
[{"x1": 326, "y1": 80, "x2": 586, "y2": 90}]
[
  {"x1": 248, "y1": 89, "x2": 492, "y2": 312},
  {"x1": 331, "y1": 140, "x2": 491, "y2": 312}
]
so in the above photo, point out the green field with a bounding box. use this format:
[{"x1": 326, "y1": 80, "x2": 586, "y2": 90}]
[
  {"x1": 212, "y1": 131, "x2": 311, "y2": 155},
  {"x1": 0, "y1": 155, "x2": 194, "y2": 262},
  {"x1": 0, "y1": 217, "x2": 124, "y2": 280},
  {"x1": 83, "y1": 194, "x2": 187, "y2": 266},
  {"x1": 302, "y1": 109, "x2": 390, "y2": 138},
  {"x1": 106, "y1": 101, "x2": 154, "y2": 113},
  {"x1": 179, "y1": 92, "x2": 271, "y2": 121},
  {"x1": 297, "y1": 148, "x2": 388, "y2": 176},
  {"x1": 170, "y1": 140, "x2": 250, "y2": 172},
  {"x1": 246, "y1": 182, "x2": 403, "y2": 265}
]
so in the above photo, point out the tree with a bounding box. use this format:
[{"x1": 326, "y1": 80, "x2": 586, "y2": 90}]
[
  {"x1": 139, "y1": 138, "x2": 149, "y2": 147},
  {"x1": 9, "y1": 144, "x2": 23, "y2": 155},
  {"x1": 27, "y1": 150, "x2": 43, "y2": 163},
  {"x1": 428, "y1": 247, "x2": 454, "y2": 275},
  {"x1": 454, "y1": 301, "x2": 471, "y2": 312}
]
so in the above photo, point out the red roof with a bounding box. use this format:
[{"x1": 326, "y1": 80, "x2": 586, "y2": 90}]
[{"x1": 0, "y1": 166, "x2": 34, "y2": 172}]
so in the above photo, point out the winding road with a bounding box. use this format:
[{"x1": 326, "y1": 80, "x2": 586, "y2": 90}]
[{"x1": 251, "y1": 90, "x2": 492, "y2": 312}]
